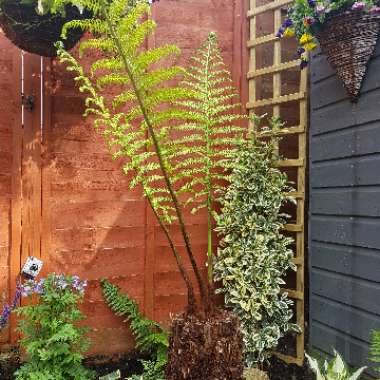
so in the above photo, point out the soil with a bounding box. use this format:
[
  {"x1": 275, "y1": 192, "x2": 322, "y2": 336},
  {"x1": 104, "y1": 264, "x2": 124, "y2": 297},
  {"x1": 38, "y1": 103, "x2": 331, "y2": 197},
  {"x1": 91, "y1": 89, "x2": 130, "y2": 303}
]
[
  {"x1": 0, "y1": 347, "x2": 315, "y2": 380},
  {"x1": 266, "y1": 356, "x2": 315, "y2": 380},
  {"x1": 0, "y1": 351, "x2": 144, "y2": 380}
]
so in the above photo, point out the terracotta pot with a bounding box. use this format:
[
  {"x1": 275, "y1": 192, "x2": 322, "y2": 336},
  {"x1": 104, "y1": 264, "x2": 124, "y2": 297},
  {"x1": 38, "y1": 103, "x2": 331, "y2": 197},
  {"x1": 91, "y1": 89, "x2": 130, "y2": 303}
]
[
  {"x1": 315, "y1": 8, "x2": 380, "y2": 101},
  {"x1": 0, "y1": 0, "x2": 89, "y2": 57}
]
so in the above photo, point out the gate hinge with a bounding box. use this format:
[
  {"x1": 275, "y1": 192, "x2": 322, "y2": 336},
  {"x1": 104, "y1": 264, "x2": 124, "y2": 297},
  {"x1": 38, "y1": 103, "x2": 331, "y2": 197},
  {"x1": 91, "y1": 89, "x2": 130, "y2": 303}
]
[{"x1": 21, "y1": 93, "x2": 35, "y2": 111}]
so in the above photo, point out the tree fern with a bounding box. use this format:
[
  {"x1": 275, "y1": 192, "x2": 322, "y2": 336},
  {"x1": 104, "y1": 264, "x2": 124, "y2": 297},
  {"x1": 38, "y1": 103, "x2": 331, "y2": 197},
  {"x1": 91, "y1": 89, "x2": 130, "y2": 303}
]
[
  {"x1": 172, "y1": 32, "x2": 245, "y2": 281},
  {"x1": 56, "y1": 0, "x2": 207, "y2": 309},
  {"x1": 101, "y1": 279, "x2": 168, "y2": 370}
]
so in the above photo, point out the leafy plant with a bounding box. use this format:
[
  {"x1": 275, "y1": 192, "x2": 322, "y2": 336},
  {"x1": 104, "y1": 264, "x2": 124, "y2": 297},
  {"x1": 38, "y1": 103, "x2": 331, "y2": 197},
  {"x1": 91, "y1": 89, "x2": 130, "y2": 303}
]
[
  {"x1": 101, "y1": 279, "x2": 168, "y2": 375},
  {"x1": 55, "y1": 0, "x2": 208, "y2": 311},
  {"x1": 306, "y1": 351, "x2": 366, "y2": 380},
  {"x1": 214, "y1": 115, "x2": 298, "y2": 366},
  {"x1": 174, "y1": 32, "x2": 245, "y2": 281},
  {"x1": 369, "y1": 330, "x2": 380, "y2": 375},
  {"x1": 128, "y1": 360, "x2": 165, "y2": 380},
  {"x1": 14, "y1": 273, "x2": 93, "y2": 380}
]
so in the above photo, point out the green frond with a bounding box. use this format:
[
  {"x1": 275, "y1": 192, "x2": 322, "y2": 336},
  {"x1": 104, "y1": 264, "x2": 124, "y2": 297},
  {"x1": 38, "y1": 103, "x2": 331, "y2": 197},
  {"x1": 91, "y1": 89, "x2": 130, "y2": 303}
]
[
  {"x1": 96, "y1": 73, "x2": 131, "y2": 89},
  {"x1": 134, "y1": 45, "x2": 181, "y2": 72},
  {"x1": 78, "y1": 38, "x2": 115, "y2": 55},
  {"x1": 101, "y1": 279, "x2": 169, "y2": 361}
]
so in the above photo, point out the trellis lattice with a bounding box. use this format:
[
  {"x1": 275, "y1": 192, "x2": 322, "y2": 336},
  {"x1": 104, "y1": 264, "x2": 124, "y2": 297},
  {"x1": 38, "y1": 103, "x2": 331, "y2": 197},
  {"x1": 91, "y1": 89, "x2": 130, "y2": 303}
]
[{"x1": 247, "y1": 0, "x2": 307, "y2": 366}]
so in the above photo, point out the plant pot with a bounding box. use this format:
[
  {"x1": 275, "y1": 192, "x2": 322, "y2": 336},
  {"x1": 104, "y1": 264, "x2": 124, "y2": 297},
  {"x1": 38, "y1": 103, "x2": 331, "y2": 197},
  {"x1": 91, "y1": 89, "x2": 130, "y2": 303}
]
[
  {"x1": 0, "y1": 0, "x2": 89, "y2": 57},
  {"x1": 165, "y1": 310, "x2": 244, "y2": 380},
  {"x1": 315, "y1": 8, "x2": 380, "y2": 101}
]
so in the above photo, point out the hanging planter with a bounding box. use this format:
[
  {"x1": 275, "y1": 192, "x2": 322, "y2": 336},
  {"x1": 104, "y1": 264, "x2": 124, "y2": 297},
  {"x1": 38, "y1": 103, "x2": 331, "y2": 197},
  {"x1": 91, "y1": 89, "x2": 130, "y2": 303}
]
[
  {"x1": 277, "y1": 0, "x2": 380, "y2": 101},
  {"x1": 315, "y1": 9, "x2": 380, "y2": 100},
  {"x1": 0, "y1": 0, "x2": 89, "y2": 57}
]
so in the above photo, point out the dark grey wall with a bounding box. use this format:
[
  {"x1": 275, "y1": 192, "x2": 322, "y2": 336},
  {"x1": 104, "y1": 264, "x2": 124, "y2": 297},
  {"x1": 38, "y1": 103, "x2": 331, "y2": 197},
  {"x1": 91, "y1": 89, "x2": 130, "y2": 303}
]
[{"x1": 309, "y1": 40, "x2": 380, "y2": 377}]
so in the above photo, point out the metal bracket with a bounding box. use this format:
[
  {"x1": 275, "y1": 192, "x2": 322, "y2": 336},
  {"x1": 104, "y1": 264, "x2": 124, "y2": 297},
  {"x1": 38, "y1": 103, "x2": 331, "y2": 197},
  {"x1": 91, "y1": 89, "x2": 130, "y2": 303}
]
[{"x1": 21, "y1": 93, "x2": 35, "y2": 111}]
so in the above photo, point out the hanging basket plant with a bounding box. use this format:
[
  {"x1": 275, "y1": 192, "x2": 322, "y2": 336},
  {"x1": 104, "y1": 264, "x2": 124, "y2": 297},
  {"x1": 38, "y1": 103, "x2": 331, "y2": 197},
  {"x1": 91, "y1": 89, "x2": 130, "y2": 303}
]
[
  {"x1": 277, "y1": 0, "x2": 380, "y2": 101},
  {"x1": 0, "y1": 0, "x2": 89, "y2": 57}
]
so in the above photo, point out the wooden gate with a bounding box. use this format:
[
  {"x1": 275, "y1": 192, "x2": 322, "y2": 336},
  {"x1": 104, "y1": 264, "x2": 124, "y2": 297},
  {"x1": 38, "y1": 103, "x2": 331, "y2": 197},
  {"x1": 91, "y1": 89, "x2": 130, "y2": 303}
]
[{"x1": 247, "y1": 0, "x2": 308, "y2": 365}]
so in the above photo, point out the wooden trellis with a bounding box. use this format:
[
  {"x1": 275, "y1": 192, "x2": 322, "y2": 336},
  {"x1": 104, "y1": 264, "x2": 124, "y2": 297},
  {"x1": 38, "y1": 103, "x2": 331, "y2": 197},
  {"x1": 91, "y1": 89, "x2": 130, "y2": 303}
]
[{"x1": 247, "y1": 0, "x2": 307, "y2": 366}]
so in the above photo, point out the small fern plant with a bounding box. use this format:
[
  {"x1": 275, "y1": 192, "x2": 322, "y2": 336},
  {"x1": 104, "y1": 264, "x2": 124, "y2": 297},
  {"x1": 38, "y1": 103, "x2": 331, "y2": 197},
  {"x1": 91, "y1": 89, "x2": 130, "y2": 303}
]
[
  {"x1": 56, "y1": 0, "x2": 208, "y2": 310},
  {"x1": 370, "y1": 330, "x2": 380, "y2": 375},
  {"x1": 214, "y1": 115, "x2": 298, "y2": 366},
  {"x1": 174, "y1": 32, "x2": 245, "y2": 281},
  {"x1": 101, "y1": 279, "x2": 169, "y2": 372},
  {"x1": 306, "y1": 351, "x2": 366, "y2": 380}
]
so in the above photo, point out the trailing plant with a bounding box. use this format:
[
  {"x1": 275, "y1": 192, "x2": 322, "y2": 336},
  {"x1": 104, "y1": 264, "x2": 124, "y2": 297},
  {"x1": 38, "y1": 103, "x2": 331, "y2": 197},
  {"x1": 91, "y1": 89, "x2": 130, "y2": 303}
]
[
  {"x1": 276, "y1": 0, "x2": 380, "y2": 68},
  {"x1": 14, "y1": 273, "x2": 93, "y2": 380},
  {"x1": 214, "y1": 115, "x2": 298, "y2": 366},
  {"x1": 175, "y1": 32, "x2": 245, "y2": 281},
  {"x1": 369, "y1": 330, "x2": 380, "y2": 375},
  {"x1": 101, "y1": 279, "x2": 168, "y2": 375},
  {"x1": 306, "y1": 351, "x2": 366, "y2": 380},
  {"x1": 55, "y1": 0, "x2": 208, "y2": 311}
]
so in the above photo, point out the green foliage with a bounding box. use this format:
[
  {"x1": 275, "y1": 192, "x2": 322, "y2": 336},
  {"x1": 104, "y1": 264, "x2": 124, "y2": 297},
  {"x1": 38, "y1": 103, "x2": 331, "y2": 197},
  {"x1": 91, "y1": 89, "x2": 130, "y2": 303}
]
[
  {"x1": 56, "y1": 1, "x2": 194, "y2": 225},
  {"x1": 101, "y1": 279, "x2": 168, "y2": 377},
  {"x1": 306, "y1": 351, "x2": 366, "y2": 380},
  {"x1": 214, "y1": 115, "x2": 298, "y2": 366},
  {"x1": 369, "y1": 330, "x2": 380, "y2": 375},
  {"x1": 174, "y1": 32, "x2": 245, "y2": 279},
  {"x1": 128, "y1": 360, "x2": 165, "y2": 380},
  {"x1": 15, "y1": 274, "x2": 93, "y2": 380}
]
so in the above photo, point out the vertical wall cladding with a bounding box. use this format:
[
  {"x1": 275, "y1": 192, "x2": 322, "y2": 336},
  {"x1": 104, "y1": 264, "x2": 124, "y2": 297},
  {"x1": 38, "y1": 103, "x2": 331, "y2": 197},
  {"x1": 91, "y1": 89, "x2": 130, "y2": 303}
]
[
  {"x1": 44, "y1": 0, "x2": 239, "y2": 355},
  {"x1": 309, "y1": 41, "x2": 380, "y2": 377},
  {"x1": 0, "y1": 32, "x2": 18, "y2": 344}
]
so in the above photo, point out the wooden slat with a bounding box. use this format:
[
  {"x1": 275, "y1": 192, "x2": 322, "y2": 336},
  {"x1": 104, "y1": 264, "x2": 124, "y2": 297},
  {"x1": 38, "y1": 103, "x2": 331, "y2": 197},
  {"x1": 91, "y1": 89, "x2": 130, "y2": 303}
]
[
  {"x1": 257, "y1": 125, "x2": 305, "y2": 137},
  {"x1": 10, "y1": 50, "x2": 22, "y2": 344},
  {"x1": 248, "y1": 60, "x2": 300, "y2": 78},
  {"x1": 276, "y1": 159, "x2": 304, "y2": 167},
  {"x1": 275, "y1": 352, "x2": 304, "y2": 366},
  {"x1": 247, "y1": 33, "x2": 277, "y2": 48},
  {"x1": 293, "y1": 257, "x2": 304, "y2": 266},
  {"x1": 21, "y1": 54, "x2": 43, "y2": 266},
  {"x1": 285, "y1": 191, "x2": 305, "y2": 199},
  {"x1": 247, "y1": 0, "x2": 293, "y2": 17},
  {"x1": 281, "y1": 288, "x2": 304, "y2": 300},
  {"x1": 284, "y1": 224, "x2": 303, "y2": 232},
  {"x1": 247, "y1": 92, "x2": 305, "y2": 108}
]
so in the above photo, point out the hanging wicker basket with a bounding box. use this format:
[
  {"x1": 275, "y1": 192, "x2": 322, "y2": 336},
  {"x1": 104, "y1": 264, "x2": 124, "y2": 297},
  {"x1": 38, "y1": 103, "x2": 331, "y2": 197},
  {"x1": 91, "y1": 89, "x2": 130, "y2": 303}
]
[
  {"x1": 0, "y1": 0, "x2": 89, "y2": 57},
  {"x1": 315, "y1": 8, "x2": 380, "y2": 101}
]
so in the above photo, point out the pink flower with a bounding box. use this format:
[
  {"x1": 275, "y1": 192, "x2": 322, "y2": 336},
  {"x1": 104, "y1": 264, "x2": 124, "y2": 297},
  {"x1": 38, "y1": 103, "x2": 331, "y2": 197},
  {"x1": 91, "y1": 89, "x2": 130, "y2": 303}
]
[
  {"x1": 370, "y1": 5, "x2": 380, "y2": 13},
  {"x1": 352, "y1": 2, "x2": 366, "y2": 10}
]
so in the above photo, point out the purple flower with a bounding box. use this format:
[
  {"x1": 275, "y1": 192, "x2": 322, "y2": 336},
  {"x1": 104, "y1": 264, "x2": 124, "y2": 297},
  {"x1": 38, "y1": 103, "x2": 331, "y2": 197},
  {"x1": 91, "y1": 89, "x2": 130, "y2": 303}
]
[
  {"x1": 315, "y1": 5, "x2": 326, "y2": 14},
  {"x1": 308, "y1": 0, "x2": 316, "y2": 7},
  {"x1": 283, "y1": 18, "x2": 293, "y2": 27},
  {"x1": 0, "y1": 280, "x2": 22, "y2": 330},
  {"x1": 71, "y1": 276, "x2": 87, "y2": 295},
  {"x1": 21, "y1": 282, "x2": 34, "y2": 297},
  {"x1": 352, "y1": 1, "x2": 366, "y2": 10},
  {"x1": 369, "y1": 5, "x2": 380, "y2": 12},
  {"x1": 297, "y1": 47, "x2": 306, "y2": 56},
  {"x1": 300, "y1": 59, "x2": 308, "y2": 69},
  {"x1": 277, "y1": 25, "x2": 286, "y2": 37},
  {"x1": 33, "y1": 279, "x2": 45, "y2": 295}
]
